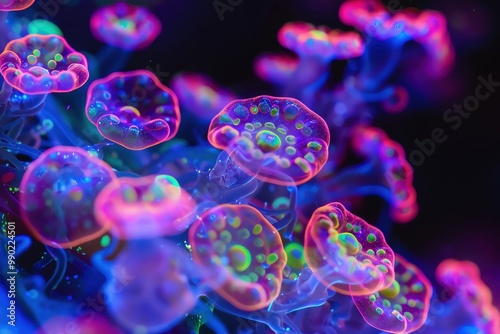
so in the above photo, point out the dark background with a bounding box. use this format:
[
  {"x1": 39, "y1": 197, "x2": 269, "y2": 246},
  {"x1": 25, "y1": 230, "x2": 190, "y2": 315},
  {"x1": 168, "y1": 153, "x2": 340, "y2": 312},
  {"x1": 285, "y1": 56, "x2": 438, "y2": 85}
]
[{"x1": 24, "y1": 0, "x2": 500, "y2": 312}]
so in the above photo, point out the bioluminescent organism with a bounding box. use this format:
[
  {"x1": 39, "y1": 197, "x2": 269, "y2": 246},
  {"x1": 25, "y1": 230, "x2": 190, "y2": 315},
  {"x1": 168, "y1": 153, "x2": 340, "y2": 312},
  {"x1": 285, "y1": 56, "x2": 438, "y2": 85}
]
[
  {"x1": 0, "y1": 34, "x2": 89, "y2": 94},
  {"x1": 188, "y1": 204, "x2": 287, "y2": 311},
  {"x1": 90, "y1": 2, "x2": 162, "y2": 51},
  {"x1": 0, "y1": 0, "x2": 34, "y2": 11},
  {"x1": 36, "y1": 314, "x2": 125, "y2": 334},
  {"x1": 208, "y1": 95, "x2": 330, "y2": 186},
  {"x1": 93, "y1": 174, "x2": 196, "y2": 239},
  {"x1": 304, "y1": 202, "x2": 395, "y2": 296},
  {"x1": 352, "y1": 254, "x2": 432, "y2": 333},
  {"x1": 254, "y1": 54, "x2": 299, "y2": 86},
  {"x1": 19, "y1": 146, "x2": 116, "y2": 248},
  {"x1": 85, "y1": 70, "x2": 180, "y2": 150}
]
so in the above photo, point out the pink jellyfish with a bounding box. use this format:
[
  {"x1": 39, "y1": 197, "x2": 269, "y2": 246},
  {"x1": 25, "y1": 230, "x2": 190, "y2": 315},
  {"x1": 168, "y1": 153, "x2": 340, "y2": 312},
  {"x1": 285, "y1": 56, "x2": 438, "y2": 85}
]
[
  {"x1": 85, "y1": 70, "x2": 181, "y2": 150},
  {"x1": 436, "y1": 259, "x2": 500, "y2": 334},
  {"x1": 253, "y1": 54, "x2": 299, "y2": 86},
  {"x1": 90, "y1": 2, "x2": 161, "y2": 50},
  {"x1": 304, "y1": 202, "x2": 395, "y2": 296},
  {"x1": 19, "y1": 146, "x2": 116, "y2": 248},
  {"x1": 352, "y1": 254, "x2": 432, "y2": 333},
  {"x1": 0, "y1": 34, "x2": 89, "y2": 94},
  {"x1": 208, "y1": 95, "x2": 330, "y2": 186},
  {"x1": 94, "y1": 174, "x2": 196, "y2": 239},
  {"x1": 36, "y1": 314, "x2": 125, "y2": 334},
  {"x1": 0, "y1": 0, "x2": 34, "y2": 11},
  {"x1": 188, "y1": 204, "x2": 287, "y2": 311}
]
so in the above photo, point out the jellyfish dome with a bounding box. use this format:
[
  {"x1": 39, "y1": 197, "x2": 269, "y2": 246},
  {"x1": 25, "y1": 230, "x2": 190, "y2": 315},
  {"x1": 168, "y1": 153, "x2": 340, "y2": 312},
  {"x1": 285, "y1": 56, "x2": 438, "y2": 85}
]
[
  {"x1": 90, "y1": 2, "x2": 162, "y2": 50},
  {"x1": 208, "y1": 95, "x2": 330, "y2": 186},
  {"x1": 188, "y1": 204, "x2": 287, "y2": 311},
  {"x1": 0, "y1": 0, "x2": 35, "y2": 11},
  {"x1": 85, "y1": 70, "x2": 181, "y2": 150},
  {"x1": 0, "y1": 34, "x2": 89, "y2": 94},
  {"x1": 19, "y1": 146, "x2": 116, "y2": 248},
  {"x1": 94, "y1": 174, "x2": 196, "y2": 239}
]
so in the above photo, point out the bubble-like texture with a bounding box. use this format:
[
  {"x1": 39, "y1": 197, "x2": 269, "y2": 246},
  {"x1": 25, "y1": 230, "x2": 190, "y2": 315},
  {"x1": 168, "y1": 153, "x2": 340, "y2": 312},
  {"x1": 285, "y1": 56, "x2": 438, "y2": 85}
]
[
  {"x1": 352, "y1": 254, "x2": 432, "y2": 333},
  {"x1": 101, "y1": 239, "x2": 200, "y2": 333},
  {"x1": 304, "y1": 202, "x2": 395, "y2": 296},
  {"x1": 436, "y1": 259, "x2": 500, "y2": 334},
  {"x1": 188, "y1": 204, "x2": 287, "y2": 311},
  {"x1": 171, "y1": 72, "x2": 237, "y2": 121},
  {"x1": 90, "y1": 2, "x2": 162, "y2": 50},
  {"x1": 0, "y1": 34, "x2": 89, "y2": 94},
  {"x1": 353, "y1": 126, "x2": 417, "y2": 223},
  {"x1": 94, "y1": 174, "x2": 195, "y2": 239},
  {"x1": 208, "y1": 95, "x2": 330, "y2": 186},
  {"x1": 278, "y1": 21, "x2": 364, "y2": 60},
  {"x1": 339, "y1": 0, "x2": 454, "y2": 76},
  {"x1": 85, "y1": 70, "x2": 180, "y2": 150},
  {"x1": 0, "y1": 0, "x2": 34, "y2": 11},
  {"x1": 19, "y1": 146, "x2": 116, "y2": 248}
]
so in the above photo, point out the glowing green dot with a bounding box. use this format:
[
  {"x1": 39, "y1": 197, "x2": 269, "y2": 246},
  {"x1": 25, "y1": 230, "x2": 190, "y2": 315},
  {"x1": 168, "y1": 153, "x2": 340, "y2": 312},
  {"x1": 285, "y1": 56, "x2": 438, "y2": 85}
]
[
  {"x1": 228, "y1": 245, "x2": 251, "y2": 272},
  {"x1": 295, "y1": 121, "x2": 304, "y2": 129},
  {"x1": 411, "y1": 282, "x2": 424, "y2": 293},
  {"x1": 33, "y1": 49, "x2": 41, "y2": 57},
  {"x1": 255, "y1": 130, "x2": 281, "y2": 152},
  {"x1": 47, "y1": 60, "x2": 57, "y2": 70},
  {"x1": 233, "y1": 118, "x2": 241, "y2": 126},
  {"x1": 369, "y1": 295, "x2": 376, "y2": 302},
  {"x1": 304, "y1": 152, "x2": 315, "y2": 163},
  {"x1": 27, "y1": 55, "x2": 37, "y2": 65},
  {"x1": 338, "y1": 233, "x2": 360, "y2": 255},
  {"x1": 376, "y1": 307, "x2": 383, "y2": 315},
  {"x1": 229, "y1": 217, "x2": 241, "y2": 228},
  {"x1": 253, "y1": 224, "x2": 263, "y2": 235},
  {"x1": 100, "y1": 235, "x2": 110, "y2": 247},
  {"x1": 404, "y1": 312, "x2": 414, "y2": 322},
  {"x1": 54, "y1": 53, "x2": 63, "y2": 62},
  {"x1": 367, "y1": 249, "x2": 375, "y2": 255},
  {"x1": 250, "y1": 105, "x2": 258, "y2": 114},
  {"x1": 219, "y1": 113, "x2": 232, "y2": 124},
  {"x1": 285, "y1": 135, "x2": 296, "y2": 145},
  {"x1": 346, "y1": 223, "x2": 353, "y2": 230},
  {"x1": 307, "y1": 141, "x2": 322, "y2": 152},
  {"x1": 220, "y1": 230, "x2": 232, "y2": 243},
  {"x1": 286, "y1": 146, "x2": 296, "y2": 155},
  {"x1": 367, "y1": 233, "x2": 377, "y2": 243},
  {"x1": 380, "y1": 280, "x2": 400, "y2": 299},
  {"x1": 256, "y1": 254, "x2": 266, "y2": 263},
  {"x1": 294, "y1": 157, "x2": 310, "y2": 173},
  {"x1": 266, "y1": 253, "x2": 279, "y2": 265},
  {"x1": 383, "y1": 299, "x2": 391, "y2": 307},
  {"x1": 285, "y1": 242, "x2": 305, "y2": 268},
  {"x1": 264, "y1": 122, "x2": 275, "y2": 128},
  {"x1": 377, "y1": 249, "x2": 386, "y2": 256},
  {"x1": 244, "y1": 123, "x2": 254, "y2": 131},
  {"x1": 270, "y1": 107, "x2": 279, "y2": 116}
]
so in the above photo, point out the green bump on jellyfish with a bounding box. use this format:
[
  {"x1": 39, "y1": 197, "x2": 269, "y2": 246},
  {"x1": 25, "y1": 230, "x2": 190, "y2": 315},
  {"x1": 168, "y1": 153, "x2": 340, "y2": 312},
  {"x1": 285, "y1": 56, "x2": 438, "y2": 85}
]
[
  {"x1": 244, "y1": 123, "x2": 255, "y2": 131},
  {"x1": 47, "y1": 60, "x2": 57, "y2": 70},
  {"x1": 253, "y1": 224, "x2": 263, "y2": 235},
  {"x1": 353, "y1": 225, "x2": 361, "y2": 233},
  {"x1": 254, "y1": 122, "x2": 263, "y2": 128},
  {"x1": 237, "y1": 228, "x2": 250, "y2": 239},
  {"x1": 272, "y1": 196, "x2": 290, "y2": 210},
  {"x1": 304, "y1": 152, "x2": 316, "y2": 163},
  {"x1": 338, "y1": 233, "x2": 360, "y2": 255},
  {"x1": 367, "y1": 249, "x2": 375, "y2": 256},
  {"x1": 369, "y1": 294, "x2": 376, "y2": 302},
  {"x1": 256, "y1": 254, "x2": 266, "y2": 263},
  {"x1": 266, "y1": 253, "x2": 279, "y2": 265},
  {"x1": 27, "y1": 55, "x2": 37, "y2": 65},
  {"x1": 377, "y1": 264, "x2": 388, "y2": 273},
  {"x1": 411, "y1": 282, "x2": 424, "y2": 293},
  {"x1": 250, "y1": 105, "x2": 259, "y2": 114},
  {"x1": 284, "y1": 242, "x2": 305, "y2": 268},
  {"x1": 259, "y1": 102, "x2": 270, "y2": 113},
  {"x1": 380, "y1": 279, "x2": 401, "y2": 299},
  {"x1": 219, "y1": 113, "x2": 233, "y2": 124},
  {"x1": 270, "y1": 107, "x2": 279, "y2": 116},
  {"x1": 346, "y1": 223, "x2": 353, "y2": 231},
  {"x1": 214, "y1": 240, "x2": 226, "y2": 255},
  {"x1": 229, "y1": 216, "x2": 241, "y2": 228},
  {"x1": 376, "y1": 307, "x2": 384, "y2": 315},
  {"x1": 220, "y1": 230, "x2": 232, "y2": 243},
  {"x1": 407, "y1": 299, "x2": 417, "y2": 307},
  {"x1": 377, "y1": 249, "x2": 386, "y2": 256},
  {"x1": 295, "y1": 121, "x2": 304, "y2": 129},
  {"x1": 33, "y1": 49, "x2": 41, "y2": 57},
  {"x1": 404, "y1": 312, "x2": 414, "y2": 322},
  {"x1": 285, "y1": 135, "x2": 296, "y2": 145},
  {"x1": 394, "y1": 304, "x2": 403, "y2": 312},
  {"x1": 307, "y1": 141, "x2": 322, "y2": 152},
  {"x1": 283, "y1": 104, "x2": 299, "y2": 121},
  {"x1": 286, "y1": 146, "x2": 296, "y2": 155},
  {"x1": 367, "y1": 233, "x2": 377, "y2": 243},
  {"x1": 383, "y1": 299, "x2": 391, "y2": 307},
  {"x1": 255, "y1": 130, "x2": 281, "y2": 152},
  {"x1": 233, "y1": 118, "x2": 241, "y2": 126},
  {"x1": 54, "y1": 53, "x2": 63, "y2": 62},
  {"x1": 228, "y1": 245, "x2": 252, "y2": 272},
  {"x1": 248, "y1": 272, "x2": 259, "y2": 282},
  {"x1": 264, "y1": 122, "x2": 275, "y2": 129},
  {"x1": 294, "y1": 157, "x2": 311, "y2": 173},
  {"x1": 255, "y1": 266, "x2": 266, "y2": 277},
  {"x1": 100, "y1": 235, "x2": 110, "y2": 247}
]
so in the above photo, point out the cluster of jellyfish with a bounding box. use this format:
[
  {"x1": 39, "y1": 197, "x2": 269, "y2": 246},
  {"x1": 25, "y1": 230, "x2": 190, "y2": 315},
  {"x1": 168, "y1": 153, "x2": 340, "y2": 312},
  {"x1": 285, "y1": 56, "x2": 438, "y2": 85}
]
[{"x1": 0, "y1": 1, "x2": 498, "y2": 334}]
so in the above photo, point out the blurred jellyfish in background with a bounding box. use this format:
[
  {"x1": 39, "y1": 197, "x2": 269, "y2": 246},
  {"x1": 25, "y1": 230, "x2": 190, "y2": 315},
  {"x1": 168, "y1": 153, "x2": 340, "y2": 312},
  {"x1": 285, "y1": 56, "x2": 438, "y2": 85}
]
[{"x1": 0, "y1": 0, "x2": 498, "y2": 333}]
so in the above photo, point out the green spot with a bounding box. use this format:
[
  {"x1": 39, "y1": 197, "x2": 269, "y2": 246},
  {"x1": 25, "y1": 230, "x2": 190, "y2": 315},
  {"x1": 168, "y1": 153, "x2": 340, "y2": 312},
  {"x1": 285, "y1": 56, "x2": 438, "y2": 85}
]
[
  {"x1": 33, "y1": 49, "x2": 41, "y2": 57},
  {"x1": 383, "y1": 299, "x2": 391, "y2": 307},
  {"x1": 376, "y1": 307, "x2": 384, "y2": 315},
  {"x1": 404, "y1": 312, "x2": 414, "y2": 322},
  {"x1": 54, "y1": 53, "x2": 63, "y2": 62},
  {"x1": 256, "y1": 254, "x2": 266, "y2": 263},
  {"x1": 219, "y1": 113, "x2": 232, "y2": 124},
  {"x1": 367, "y1": 233, "x2": 377, "y2": 243},
  {"x1": 286, "y1": 146, "x2": 296, "y2": 155},
  {"x1": 253, "y1": 224, "x2": 263, "y2": 235},
  {"x1": 244, "y1": 123, "x2": 254, "y2": 131},
  {"x1": 264, "y1": 122, "x2": 275, "y2": 128},
  {"x1": 250, "y1": 105, "x2": 258, "y2": 114},
  {"x1": 304, "y1": 152, "x2": 315, "y2": 163},
  {"x1": 295, "y1": 121, "x2": 304, "y2": 129},
  {"x1": 411, "y1": 282, "x2": 424, "y2": 293},
  {"x1": 369, "y1": 295, "x2": 376, "y2": 302},
  {"x1": 270, "y1": 107, "x2": 279, "y2": 116},
  {"x1": 237, "y1": 228, "x2": 250, "y2": 240},
  {"x1": 285, "y1": 135, "x2": 296, "y2": 145},
  {"x1": 266, "y1": 253, "x2": 279, "y2": 265},
  {"x1": 228, "y1": 245, "x2": 252, "y2": 272},
  {"x1": 346, "y1": 223, "x2": 353, "y2": 231},
  {"x1": 307, "y1": 141, "x2": 322, "y2": 152},
  {"x1": 376, "y1": 249, "x2": 386, "y2": 256},
  {"x1": 27, "y1": 55, "x2": 37, "y2": 65},
  {"x1": 100, "y1": 235, "x2": 110, "y2": 247},
  {"x1": 255, "y1": 130, "x2": 281, "y2": 152},
  {"x1": 47, "y1": 60, "x2": 57, "y2": 70}
]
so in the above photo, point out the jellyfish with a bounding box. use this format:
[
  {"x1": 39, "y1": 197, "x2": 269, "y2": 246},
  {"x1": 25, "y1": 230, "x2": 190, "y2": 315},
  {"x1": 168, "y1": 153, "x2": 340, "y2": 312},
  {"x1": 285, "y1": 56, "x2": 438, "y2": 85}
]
[
  {"x1": 0, "y1": 0, "x2": 34, "y2": 11},
  {"x1": 253, "y1": 53, "x2": 299, "y2": 87},
  {"x1": 171, "y1": 72, "x2": 238, "y2": 122},
  {"x1": 0, "y1": 34, "x2": 89, "y2": 94},
  {"x1": 90, "y1": 2, "x2": 162, "y2": 74},
  {"x1": 19, "y1": 145, "x2": 116, "y2": 248},
  {"x1": 436, "y1": 259, "x2": 500, "y2": 334},
  {"x1": 351, "y1": 254, "x2": 432, "y2": 333},
  {"x1": 188, "y1": 204, "x2": 287, "y2": 311},
  {"x1": 85, "y1": 70, "x2": 181, "y2": 150},
  {"x1": 208, "y1": 95, "x2": 330, "y2": 186},
  {"x1": 93, "y1": 239, "x2": 203, "y2": 333},
  {"x1": 304, "y1": 202, "x2": 395, "y2": 296},
  {"x1": 93, "y1": 174, "x2": 196, "y2": 239}
]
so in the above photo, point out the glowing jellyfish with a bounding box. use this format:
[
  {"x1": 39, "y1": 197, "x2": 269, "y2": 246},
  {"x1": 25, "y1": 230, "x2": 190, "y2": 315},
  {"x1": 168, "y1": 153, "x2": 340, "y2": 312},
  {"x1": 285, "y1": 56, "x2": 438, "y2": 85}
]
[
  {"x1": 352, "y1": 254, "x2": 432, "y2": 333},
  {"x1": 99, "y1": 239, "x2": 202, "y2": 333},
  {"x1": 85, "y1": 70, "x2": 181, "y2": 150},
  {"x1": 208, "y1": 95, "x2": 330, "y2": 186},
  {"x1": 90, "y1": 2, "x2": 162, "y2": 50},
  {"x1": 436, "y1": 259, "x2": 500, "y2": 334},
  {"x1": 304, "y1": 202, "x2": 395, "y2": 296},
  {"x1": 188, "y1": 204, "x2": 287, "y2": 311},
  {"x1": 253, "y1": 54, "x2": 299, "y2": 85},
  {"x1": 171, "y1": 72, "x2": 237, "y2": 121},
  {"x1": 19, "y1": 146, "x2": 116, "y2": 248},
  {"x1": 0, "y1": 0, "x2": 34, "y2": 11},
  {"x1": 94, "y1": 174, "x2": 196, "y2": 239},
  {"x1": 0, "y1": 34, "x2": 89, "y2": 94}
]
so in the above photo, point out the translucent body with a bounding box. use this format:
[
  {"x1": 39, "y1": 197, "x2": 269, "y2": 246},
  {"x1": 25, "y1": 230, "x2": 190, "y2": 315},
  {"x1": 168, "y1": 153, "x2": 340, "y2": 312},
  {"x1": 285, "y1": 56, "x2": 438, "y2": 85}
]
[
  {"x1": 94, "y1": 174, "x2": 196, "y2": 239},
  {"x1": 352, "y1": 254, "x2": 432, "y2": 333},
  {"x1": 171, "y1": 72, "x2": 237, "y2": 121},
  {"x1": 254, "y1": 54, "x2": 298, "y2": 85},
  {"x1": 19, "y1": 146, "x2": 116, "y2": 248},
  {"x1": 36, "y1": 314, "x2": 125, "y2": 334},
  {"x1": 98, "y1": 239, "x2": 201, "y2": 333},
  {"x1": 85, "y1": 70, "x2": 180, "y2": 150},
  {"x1": 304, "y1": 202, "x2": 395, "y2": 296},
  {"x1": 436, "y1": 259, "x2": 500, "y2": 334},
  {"x1": 188, "y1": 204, "x2": 287, "y2": 311},
  {"x1": 0, "y1": 0, "x2": 34, "y2": 11},
  {"x1": 90, "y1": 2, "x2": 162, "y2": 50},
  {"x1": 0, "y1": 34, "x2": 89, "y2": 94},
  {"x1": 208, "y1": 95, "x2": 330, "y2": 186}
]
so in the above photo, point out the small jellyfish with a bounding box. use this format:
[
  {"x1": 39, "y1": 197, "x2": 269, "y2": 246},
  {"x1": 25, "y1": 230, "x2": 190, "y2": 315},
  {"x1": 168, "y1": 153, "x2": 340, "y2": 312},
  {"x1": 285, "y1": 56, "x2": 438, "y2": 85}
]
[
  {"x1": 304, "y1": 202, "x2": 395, "y2": 296},
  {"x1": 207, "y1": 95, "x2": 330, "y2": 186},
  {"x1": 352, "y1": 254, "x2": 432, "y2": 334},
  {"x1": 90, "y1": 2, "x2": 162, "y2": 51},
  {"x1": 0, "y1": 0, "x2": 35, "y2": 11},
  {"x1": 85, "y1": 70, "x2": 181, "y2": 150},
  {"x1": 19, "y1": 146, "x2": 116, "y2": 248},
  {"x1": 188, "y1": 204, "x2": 287, "y2": 311},
  {"x1": 94, "y1": 174, "x2": 196, "y2": 239},
  {"x1": 0, "y1": 34, "x2": 89, "y2": 94},
  {"x1": 253, "y1": 53, "x2": 299, "y2": 85}
]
